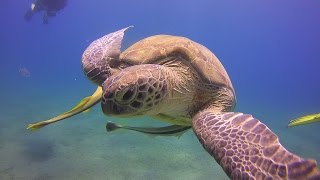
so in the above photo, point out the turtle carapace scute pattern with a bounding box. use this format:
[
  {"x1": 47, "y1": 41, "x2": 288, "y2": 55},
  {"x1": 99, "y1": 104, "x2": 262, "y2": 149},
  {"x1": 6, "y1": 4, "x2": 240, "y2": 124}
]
[
  {"x1": 81, "y1": 27, "x2": 320, "y2": 179},
  {"x1": 28, "y1": 26, "x2": 320, "y2": 180}
]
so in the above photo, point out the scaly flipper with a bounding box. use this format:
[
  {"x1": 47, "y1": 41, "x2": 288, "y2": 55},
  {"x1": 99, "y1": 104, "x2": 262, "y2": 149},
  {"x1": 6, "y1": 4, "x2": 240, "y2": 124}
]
[
  {"x1": 106, "y1": 121, "x2": 191, "y2": 137},
  {"x1": 27, "y1": 87, "x2": 103, "y2": 130},
  {"x1": 192, "y1": 111, "x2": 320, "y2": 179},
  {"x1": 82, "y1": 26, "x2": 133, "y2": 85},
  {"x1": 27, "y1": 27, "x2": 133, "y2": 131},
  {"x1": 288, "y1": 113, "x2": 320, "y2": 127}
]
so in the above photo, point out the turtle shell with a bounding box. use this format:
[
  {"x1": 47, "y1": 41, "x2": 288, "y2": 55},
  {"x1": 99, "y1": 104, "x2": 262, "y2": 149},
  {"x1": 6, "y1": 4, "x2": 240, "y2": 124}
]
[{"x1": 120, "y1": 35, "x2": 235, "y2": 94}]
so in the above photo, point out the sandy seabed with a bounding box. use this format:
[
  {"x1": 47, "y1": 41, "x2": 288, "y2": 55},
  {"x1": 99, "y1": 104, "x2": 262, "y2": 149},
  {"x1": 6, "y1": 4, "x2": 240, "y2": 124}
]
[{"x1": 0, "y1": 88, "x2": 319, "y2": 180}]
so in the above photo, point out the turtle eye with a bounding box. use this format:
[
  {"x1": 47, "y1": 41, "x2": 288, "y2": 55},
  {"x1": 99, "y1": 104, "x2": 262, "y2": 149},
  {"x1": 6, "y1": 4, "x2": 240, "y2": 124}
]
[{"x1": 115, "y1": 85, "x2": 137, "y2": 103}]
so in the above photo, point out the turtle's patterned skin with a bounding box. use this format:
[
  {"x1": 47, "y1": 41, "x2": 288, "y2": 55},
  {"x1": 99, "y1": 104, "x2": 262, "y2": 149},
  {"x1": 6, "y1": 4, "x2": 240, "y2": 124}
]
[
  {"x1": 81, "y1": 27, "x2": 320, "y2": 179},
  {"x1": 82, "y1": 26, "x2": 133, "y2": 85},
  {"x1": 193, "y1": 112, "x2": 320, "y2": 179}
]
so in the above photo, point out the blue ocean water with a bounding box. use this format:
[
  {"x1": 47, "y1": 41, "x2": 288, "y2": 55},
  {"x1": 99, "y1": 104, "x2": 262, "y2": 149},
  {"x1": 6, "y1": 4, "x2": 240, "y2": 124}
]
[{"x1": 1, "y1": 0, "x2": 320, "y2": 179}]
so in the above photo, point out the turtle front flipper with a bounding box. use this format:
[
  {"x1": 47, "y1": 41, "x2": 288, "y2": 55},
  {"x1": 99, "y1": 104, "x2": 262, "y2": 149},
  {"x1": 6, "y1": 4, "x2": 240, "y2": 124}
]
[
  {"x1": 192, "y1": 111, "x2": 320, "y2": 179},
  {"x1": 27, "y1": 87, "x2": 103, "y2": 130},
  {"x1": 82, "y1": 26, "x2": 132, "y2": 85}
]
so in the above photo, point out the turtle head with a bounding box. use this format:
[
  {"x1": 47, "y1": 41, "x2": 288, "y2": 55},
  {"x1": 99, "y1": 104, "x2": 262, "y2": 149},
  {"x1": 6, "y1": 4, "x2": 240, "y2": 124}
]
[{"x1": 101, "y1": 64, "x2": 168, "y2": 117}]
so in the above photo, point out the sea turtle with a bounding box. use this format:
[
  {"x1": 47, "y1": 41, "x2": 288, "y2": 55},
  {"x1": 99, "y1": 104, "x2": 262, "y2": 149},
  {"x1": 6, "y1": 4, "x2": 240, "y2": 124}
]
[{"x1": 28, "y1": 27, "x2": 320, "y2": 179}]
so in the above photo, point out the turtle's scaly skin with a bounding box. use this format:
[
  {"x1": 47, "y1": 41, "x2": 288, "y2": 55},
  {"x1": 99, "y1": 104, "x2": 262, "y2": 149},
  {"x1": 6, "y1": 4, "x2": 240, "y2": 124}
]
[
  {"x1": 96, "y1": 28, "x2": 320, "y2": 179},
  {"x1": 28, "y1": 27, "x2": 320, "y2": 179},
  {"x1": 120, "y1": 35, "x2": 235, "y2": 94},
  {"x1": 82, "y1": 27, "x2": 132, "y2": 85},
  {"x1": 193, "y1": 112, "x2": 320, "y2": 179},
  {"x1": 101, "y1": 64, "x2": 169, "y2": 118},
  {"x1": 114, "y1": 35, "x2": 236, "y2": 123}
]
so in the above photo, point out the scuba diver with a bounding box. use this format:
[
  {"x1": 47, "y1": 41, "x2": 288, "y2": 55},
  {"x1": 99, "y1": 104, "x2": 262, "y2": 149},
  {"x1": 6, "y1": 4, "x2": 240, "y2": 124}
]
[{"x1": 24, "y1": 0, "x2": 67, "y2": 24}]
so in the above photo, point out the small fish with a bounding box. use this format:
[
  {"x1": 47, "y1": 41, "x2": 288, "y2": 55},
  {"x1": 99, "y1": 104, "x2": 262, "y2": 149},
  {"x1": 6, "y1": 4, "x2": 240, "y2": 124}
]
[
  {"x1": 288, "y1": 113, "x2": 320, "y2": 127},
  {"x1": 19, "y1": 66, "x2": 31, "y2": 77},
  {"x1": 106, "y1": 121, "x2": 191, "y2": 137}
]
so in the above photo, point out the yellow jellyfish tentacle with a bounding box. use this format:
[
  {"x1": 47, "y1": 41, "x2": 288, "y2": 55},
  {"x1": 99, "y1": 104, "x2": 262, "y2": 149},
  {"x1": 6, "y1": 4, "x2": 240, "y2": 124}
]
[
  {"x1": 288, "y1": 113, "x2": 320, "y2": 127},
  {"x1": 27, "y1": 86, "x2": 103, "y2": 131}
]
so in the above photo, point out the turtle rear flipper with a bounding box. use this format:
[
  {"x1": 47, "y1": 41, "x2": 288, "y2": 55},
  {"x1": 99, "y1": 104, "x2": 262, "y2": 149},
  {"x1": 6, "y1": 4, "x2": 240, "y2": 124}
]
[{"x1": 192, "y1": 111, "x2": 320, "y2": 179}]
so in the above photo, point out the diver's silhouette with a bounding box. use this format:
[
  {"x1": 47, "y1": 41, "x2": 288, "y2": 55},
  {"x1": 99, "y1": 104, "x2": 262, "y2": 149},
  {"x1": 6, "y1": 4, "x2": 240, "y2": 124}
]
[{"x1": 24, "y1": 0, "x2": 67, "y2": 24}]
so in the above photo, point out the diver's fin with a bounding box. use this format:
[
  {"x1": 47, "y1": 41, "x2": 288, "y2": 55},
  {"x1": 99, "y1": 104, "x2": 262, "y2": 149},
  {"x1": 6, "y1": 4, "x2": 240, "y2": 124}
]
[
  {"x1": 106, "y1": 121, "x2": 191, "y2": 137},
  {"x1": 288, "y1": 113, "x2": 320, "y2": 127},
  {"x1": 27, "y1": 86, "x2": 103, "y2": 131},
  {"x1": 43, "y1": 13, "x2": 49, "y2": 24},
  {"x1": 31, "y1": 3, "x2": 36, "y2": 11}
]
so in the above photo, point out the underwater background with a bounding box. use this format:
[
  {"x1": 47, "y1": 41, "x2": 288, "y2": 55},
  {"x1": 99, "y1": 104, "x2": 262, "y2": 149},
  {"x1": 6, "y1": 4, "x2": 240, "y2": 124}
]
[{"x1": 1, "y1": 0, "x2": 320, "y2": 179}]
